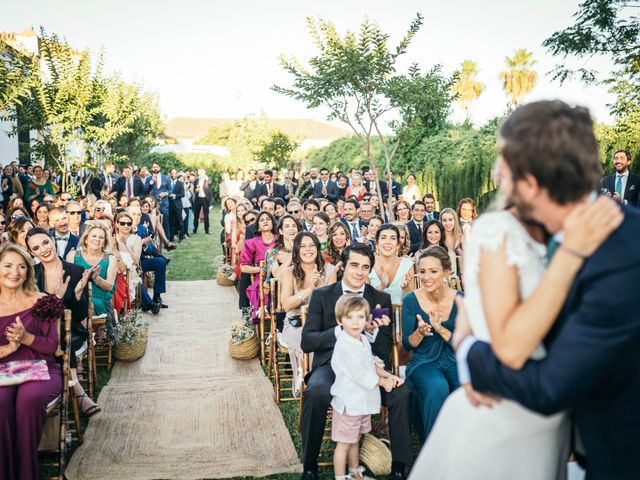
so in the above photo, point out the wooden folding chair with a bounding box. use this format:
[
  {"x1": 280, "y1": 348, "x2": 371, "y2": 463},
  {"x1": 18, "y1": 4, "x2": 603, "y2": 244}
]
[
  {"x1": 267, "y1": 277, "x2": 297, "y2": 404},
  {"x1": 39, "y1": 309, "x2": 82, "y2": 479},
  {"x1": 257, "y1": 260, "x2": 271, "y2": 369},
  {"x1": 297, "y1": 306, "x2": 334, "y2": 467},
  {"x1": 88, "y1": 283, "x2": 112, "y2": 393},
  {"x1": 391, "y1": 303, "x2": 412, "y2": 377},
  {"x1": 413, "y1": 263, "x2": 422, "y2": 289}
]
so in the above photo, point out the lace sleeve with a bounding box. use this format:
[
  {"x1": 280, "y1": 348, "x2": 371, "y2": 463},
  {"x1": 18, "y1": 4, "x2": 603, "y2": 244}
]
[{"x1": 467, "y1": 211, "x2": 536, "y2": 269}]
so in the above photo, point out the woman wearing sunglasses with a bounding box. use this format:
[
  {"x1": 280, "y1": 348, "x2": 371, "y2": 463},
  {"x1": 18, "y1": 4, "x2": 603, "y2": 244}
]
[
  {"x1": 115, "y1": 212, "x2": 160, "y2": 314},
  {"x1": 0, "y1": 213, "x2": 6, "y2": 243}
]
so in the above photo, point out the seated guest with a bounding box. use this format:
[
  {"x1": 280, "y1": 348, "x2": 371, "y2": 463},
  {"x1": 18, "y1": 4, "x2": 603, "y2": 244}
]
[
  {"x1": 142, "y1": 196, "x2": 175, "y2": 250},
  {"x1": 393, "y1": 200, "x2": 411, "y2": 224},
  {"x1": 339, "y1": 198, "x2": 367, "y2": 242},
  {"x1": 9, "y1": 205, "x2": 31, "y2": 222},
  {"x1": 127, "y1": 205, "x2": 168, "y2": 308},
  {"x1": 301, "y1": 200, "x2": 320, "y2": 232},
  {"x1": 7, "y1": 217, "x2": 35, "y2": 249},
  {"x1": 457, "y1": 197, "x2": 477, "y2": 241},
  {"x1": 241, "y1": 211, "x2": 276, "y2": 320},
  {"x1": 423, "y1": 194, "x2": 439, "y2": 221},
  {"x1": 358, "y1": 201, "x2": 375, "y2": 225},
  {"x1": 402, "y1": 246, "x2": 458, "y2": 444},
  {"x1": 286, "y1": 201, "x2": 303, "y2": 223},
  {"x1": 393, "y1": 222, "x2": 411, "y2": 258},
  {"x1": 114, "y1": 212, "x2": 159, "y2": 314},
  {"x1": 229, "y1": 203, "x2": 249, "y2": 278},
  {"x1": 365, "y1": 215, "x2": 383, "y2": 252},
  {"x1": 345, "y1": 172, "x2": 366, "y2": 201},
  {"x1": 300, "y1": 244, "x2": 412, "y2": 479},
  {"x1": 324, "y1": 222, "x2": 351, "y2": 265},
  {"x1": 280, "y1": 231, "x2": 335, "y2": 396},
  {"x1": 264, "y1": 215, "x2": 302, "y2": 281},
  {"x1": 312, "y1": 212, "x2": 330, "y2": 252},
  {"x1": 48, "y1": 206, "x2": 79, "y2": 259},
  {"x1": 440, "y1": 207, "x2": 464, "y2": 280},
  {"x1": 34, "y1": 204, "x2": 50, "y2": 229},
  {"x1": 65, "y1": 200, "x2": 85, "y2": 238},
  {"x1": 26, "y1": 228, "x2": 101, "y2": 417},
  {"x1": 0, "y1": 244, "x2": 64, "y2": 480},
  {"x1": 369, "y1": 224, "x2": 414, "y2": 304},
  {"x1": 406, "y1": 200, "x2": 426, "y2": 255},
  {"x1": 322, "y1": 202, "x2": 338, "y2": 225},
  {"x1": 66, "y1": 223, "x2": 117, "y2": 316}
]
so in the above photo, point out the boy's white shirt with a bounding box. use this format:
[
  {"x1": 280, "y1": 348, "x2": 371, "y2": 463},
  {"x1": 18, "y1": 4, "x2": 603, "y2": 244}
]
[{"x1": 330, "y1": 332, "x2": 381, "y2": 416}]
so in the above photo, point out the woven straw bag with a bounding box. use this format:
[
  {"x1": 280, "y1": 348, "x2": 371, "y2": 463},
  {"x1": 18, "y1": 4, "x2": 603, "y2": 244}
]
[
  {"x1": 228, "y1": 333, "x2": 259, "y2": 360},
  {"x1": 115, "y1": 328, "x2": 148, "y2": 362},
  {"x1": 216, "y1": 270, "x2": 235, "y2": 286},
  {"x1": 359, "y1": 433, "x2": 392, "y2": 475}
]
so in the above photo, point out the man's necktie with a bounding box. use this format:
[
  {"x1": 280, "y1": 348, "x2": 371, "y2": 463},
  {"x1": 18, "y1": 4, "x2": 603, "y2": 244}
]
[
  {"x1": 547, "y1": 238, "x2": 560, "y2": 264},
  {"x1": 351, "y1": 222, "x2": 359, "y2": 239},
  {"x1": 127, "y1": 179, "x2": 132, "y2": 198},
  {"x1": 615, "y1": 175, "x2": 623, "y2": 196}
]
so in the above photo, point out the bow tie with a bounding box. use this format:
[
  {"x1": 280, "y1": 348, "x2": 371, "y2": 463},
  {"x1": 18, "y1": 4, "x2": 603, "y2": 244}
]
[
  {"x1": 55, "y1": 235, "x2": 69, "y2": 241},
  {"x1": 344, "y1": 289, "x2": 364, "y2": 295}
]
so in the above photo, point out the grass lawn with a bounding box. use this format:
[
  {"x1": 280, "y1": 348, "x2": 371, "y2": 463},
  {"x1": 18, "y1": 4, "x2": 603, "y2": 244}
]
[{"x1": 165, "y1": 207, "x2": 223, "y2": 280}]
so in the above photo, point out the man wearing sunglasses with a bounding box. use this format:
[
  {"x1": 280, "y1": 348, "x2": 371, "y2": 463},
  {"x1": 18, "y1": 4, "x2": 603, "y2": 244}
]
[
  {"x1": 65, "y1": 201, "x2": 85, "y2": 238},
  {"x1": 48, "y1": 207, "x2": 79, "y2": 259}
]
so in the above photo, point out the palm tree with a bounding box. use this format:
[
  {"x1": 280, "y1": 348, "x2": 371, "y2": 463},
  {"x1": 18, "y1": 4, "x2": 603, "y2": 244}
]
[
  {"x1": 499, "y1": 49, "x2": 538, "y2": 108},
  {"x1": 452, "y1": 60, "x2": 485, "y2": 121}
]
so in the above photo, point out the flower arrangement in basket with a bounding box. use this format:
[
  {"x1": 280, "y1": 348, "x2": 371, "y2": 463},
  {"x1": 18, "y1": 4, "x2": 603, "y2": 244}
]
[
  {"x1": 228, "y1": 307, "x2": 259, "y2": 360},
  {"x1": 112, "y1": 309, "x2": 149, "y2": 362},
  {"x1": 214, "y1": 254, "x2": 236, "y2": 286}
]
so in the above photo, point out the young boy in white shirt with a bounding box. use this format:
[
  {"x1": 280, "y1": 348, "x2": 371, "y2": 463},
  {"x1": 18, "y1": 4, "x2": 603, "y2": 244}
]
[{"x1": 330, "y1": 295, "x2": 403, "y2": 480}]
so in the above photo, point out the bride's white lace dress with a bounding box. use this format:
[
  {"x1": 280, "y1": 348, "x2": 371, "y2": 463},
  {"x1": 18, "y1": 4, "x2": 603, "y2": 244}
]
[{"x1": 409, "y1": 210, "x2": 570, "y2": 480}]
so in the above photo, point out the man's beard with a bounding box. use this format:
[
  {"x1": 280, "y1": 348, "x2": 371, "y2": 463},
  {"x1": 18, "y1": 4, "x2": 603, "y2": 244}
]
[{"x1": 507, "y1": 185, "x2": 536, "y2": 223}]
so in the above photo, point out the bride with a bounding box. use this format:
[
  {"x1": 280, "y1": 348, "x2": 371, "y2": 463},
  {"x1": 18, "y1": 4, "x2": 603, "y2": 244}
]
[{"x1": 408, "y1": 155, "x2": 621, "y2": 479}]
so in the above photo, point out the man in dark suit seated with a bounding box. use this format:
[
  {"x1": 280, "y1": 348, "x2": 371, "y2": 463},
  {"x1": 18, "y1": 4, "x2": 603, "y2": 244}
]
[
  {"x1": 406, "y1": 200, "x2": 426, "y2": 254},
  {"x1": 455, "y1": 100, "x2": 640, "y2": 480},
  {"x1": 48, "y1": 206, "x2": 79, "y2": 259},
  {"x1": 340, "y1": 198, "x2": 368, "y2": 242},
  {"x1": 115, "y1": 165, "x2": 144, "y2": 201},
  {"x1": 423, "y1": 193, "x2": 440, "y2": 221},
  {"x1": 300, "y1": 244, "x2": 412, "y2": 480},
  {"x1": 312, "y1": 168, "x2": 339, "y2": 202},
  {"x1": 600, "y1": 149, "x2": 640, "y2": 207}
]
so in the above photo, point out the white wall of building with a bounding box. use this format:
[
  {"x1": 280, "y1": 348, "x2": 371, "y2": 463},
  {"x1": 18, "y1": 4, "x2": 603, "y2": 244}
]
[{"x1": 0, "y1": 119, "x2": 19, "y2": 165}]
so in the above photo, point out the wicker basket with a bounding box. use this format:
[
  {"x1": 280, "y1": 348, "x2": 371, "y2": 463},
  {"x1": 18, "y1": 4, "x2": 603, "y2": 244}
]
[
  {"x1": 228, "y1": 333, "x2": 260, "y2": 360},
  {"x1": 360, "y1": 433, "x2": 392, "y2": 475},
  {"x1": 216, "y1": 270, "x2": 235, "y2": 286},
  {"x1": 114, "y1": 329, "x2": 148, "y2": 362}
]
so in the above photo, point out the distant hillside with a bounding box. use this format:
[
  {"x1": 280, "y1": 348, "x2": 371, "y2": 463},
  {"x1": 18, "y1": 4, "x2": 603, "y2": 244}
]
[{"x1": 165, "y1": 117, "x2": 351, "y2": 142}]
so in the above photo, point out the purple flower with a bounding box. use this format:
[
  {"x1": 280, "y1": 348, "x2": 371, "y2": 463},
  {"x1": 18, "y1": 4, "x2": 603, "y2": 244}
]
[{"x1": 32, "y1": 295, "x2": 65, "y2": 323}]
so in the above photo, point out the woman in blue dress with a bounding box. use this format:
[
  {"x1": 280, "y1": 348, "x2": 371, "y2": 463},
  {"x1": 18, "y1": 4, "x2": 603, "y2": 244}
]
[{"x1": 402, "y1": 245, "x2": 459, "y2": 444}]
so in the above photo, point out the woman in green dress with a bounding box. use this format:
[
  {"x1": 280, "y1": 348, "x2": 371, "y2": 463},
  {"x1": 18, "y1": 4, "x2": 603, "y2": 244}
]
[
  {"x1": 66, "y1": 222, "x2": 117, "y2": 316},
  {"x1": 23, "y1": 165, "x2": 55, "y2": 204}
]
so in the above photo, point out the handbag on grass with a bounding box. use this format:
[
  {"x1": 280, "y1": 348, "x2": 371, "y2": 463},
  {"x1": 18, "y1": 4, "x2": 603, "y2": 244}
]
[{"x1": 0, "y1": 359, "x2": 50, "y2": 386}]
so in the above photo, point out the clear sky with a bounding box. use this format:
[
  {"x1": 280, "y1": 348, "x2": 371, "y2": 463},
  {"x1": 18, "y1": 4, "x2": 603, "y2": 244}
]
[{"x1": 2, "y1": 0, "x2": 616, "y2": 128}]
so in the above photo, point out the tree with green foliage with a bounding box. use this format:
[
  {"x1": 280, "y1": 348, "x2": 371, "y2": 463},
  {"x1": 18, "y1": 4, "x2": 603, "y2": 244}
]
[
  {"x1": 255, "y1": 130, "x2": 300, "y2": 170},
  {"x1": 544, "y1": 0, "x2": 639, "y2": 167},
  {"x1": 0, "y1": 42, "x2": 36, "y2": 117},
  {"x1": 452, "y1": 60, "x2": 485, "y2": 121},
  {"x1": 499, "y1": 49, "x2": 538, "y2": 108},
  {"x1": 273, "y1": 13, "x2": 455, "y2": 209}
]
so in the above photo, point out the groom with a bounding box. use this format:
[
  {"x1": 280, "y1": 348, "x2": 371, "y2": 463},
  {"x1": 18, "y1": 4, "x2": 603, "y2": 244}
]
[{"x1": 456, "y1": 101, "x2": 640, "y2": 479}]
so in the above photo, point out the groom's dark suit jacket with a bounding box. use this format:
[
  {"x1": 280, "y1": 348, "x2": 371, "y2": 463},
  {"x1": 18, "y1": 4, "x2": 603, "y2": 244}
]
[
  {"x1": 301, "y1": 282, "x2": 393, "y2": 371},
  {"x1": 467, "y1": 205, "x2": 640, "y2": 479}
]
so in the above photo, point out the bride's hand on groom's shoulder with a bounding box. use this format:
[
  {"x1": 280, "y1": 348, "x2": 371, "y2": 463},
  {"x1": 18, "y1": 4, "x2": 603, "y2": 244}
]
[
  {"x1": 563, "y1": 195, "x2": 624, "y2": 257},
  {"x1": 452, "y1": 296, "x2": 471, "y2": 351},
  {"x1": 463, "y1": 384, "x2": 500, "y2": 409}
]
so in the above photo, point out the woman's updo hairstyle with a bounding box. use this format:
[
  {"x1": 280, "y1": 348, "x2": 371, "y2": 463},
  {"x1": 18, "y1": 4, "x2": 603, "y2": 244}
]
[{"x1": 418, "y1": 245, "x2": 451, "y2": 271}]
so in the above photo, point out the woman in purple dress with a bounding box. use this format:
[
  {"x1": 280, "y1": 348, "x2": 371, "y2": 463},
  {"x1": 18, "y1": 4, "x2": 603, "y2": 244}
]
[
  {"x1": 241, "y1": 211, "x2": 276, "y2": 319},
  {"x1": 0, "y1": 243, "x2": 64, "y2": 480}
]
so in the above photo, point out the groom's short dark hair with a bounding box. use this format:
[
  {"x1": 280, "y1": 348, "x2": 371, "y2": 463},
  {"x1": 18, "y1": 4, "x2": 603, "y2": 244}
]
[{"x1": 500, "y1": 100, "x2": 601, "y2": 205}]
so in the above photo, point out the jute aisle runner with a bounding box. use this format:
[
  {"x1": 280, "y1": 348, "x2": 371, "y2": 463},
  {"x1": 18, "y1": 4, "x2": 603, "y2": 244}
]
[{"x1": 66, "y1": 280, "x2": 302, "y2": 479}]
